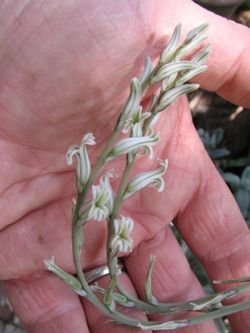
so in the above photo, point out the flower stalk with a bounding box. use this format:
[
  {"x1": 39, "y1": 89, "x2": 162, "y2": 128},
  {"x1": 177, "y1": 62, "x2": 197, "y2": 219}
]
[{"x1": 45, "y1": 23, "x2": 250, "y2": 330}]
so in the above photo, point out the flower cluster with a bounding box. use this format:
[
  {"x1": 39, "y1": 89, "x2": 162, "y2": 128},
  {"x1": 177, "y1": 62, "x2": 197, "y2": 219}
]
[{"x1": 44, "y1": 24, "x2": 249, "y2": 332}]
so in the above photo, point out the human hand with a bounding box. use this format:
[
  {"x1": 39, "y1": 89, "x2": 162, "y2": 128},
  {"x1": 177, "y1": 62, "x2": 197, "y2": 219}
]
[{"x1": 0, "y1": 1, "x2": 250, "y2": 332}]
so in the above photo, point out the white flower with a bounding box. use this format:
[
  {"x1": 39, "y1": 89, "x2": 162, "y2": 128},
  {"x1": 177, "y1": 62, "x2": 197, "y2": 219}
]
[
  {"x1": 88, "y1": 173, "x2": 114, "y2": 222},
  {"x1": 123, "y1": 106, "x2": 151, "y2": 137},
  {"x1": 176, "y1": 23, "x2": 208, "y2": 58},
  {"x1": 139, "y1": 56, "x2": 153, "y2": 90},
  {"x1": 160, "y1": 23, "x2": 181, "y2": 64},
  {"x1": 44, "y1": 257, "x2": 86, "y2": 296},
  {"x1": 110, "y1": 216, "x2": 134, "y2": 253},
  {"x1": 118, "y1": 78, "x2": 141, "y2": 129},
  {"x1": 175, "y1": 65, "x2": 207, "y2": 86},
  {"x1": 123, "y1": 159, "x2": 168, "y2": 200},
  {"x1": 151, "y1": 61, "x2": 200, "y2": 83},
  {"x1": 107, "y1": 132, "x2": 159, "y2": 161},
  {"x1": 155, "y1": 84, "x2": 199, "y2": 113},
  {"x1": 66, "y1": 133, "x2": 96, "y2": 191}
]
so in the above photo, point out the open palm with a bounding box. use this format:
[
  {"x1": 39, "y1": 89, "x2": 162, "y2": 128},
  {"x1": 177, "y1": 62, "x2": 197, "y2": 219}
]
[{"x1": 0, "y1": 1, "x2": 250, "y2": 332}]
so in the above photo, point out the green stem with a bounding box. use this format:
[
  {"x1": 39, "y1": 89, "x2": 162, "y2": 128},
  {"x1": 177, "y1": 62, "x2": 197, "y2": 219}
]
[
  {"x1": 107, "y1": 156, "x2": 135, "y2": 276},
  {"x1": 73, "y1": 226, "x2": 250, "y2": 331},
  {"x1": 137, "y1": 300, "x2": 250, "y2": 330},
  {"x1": 115, "y1": 275, "x2": 250, "y2": 314},
  {"x1": 72, "y1": 225, "x2": 144, "y2": 327}
]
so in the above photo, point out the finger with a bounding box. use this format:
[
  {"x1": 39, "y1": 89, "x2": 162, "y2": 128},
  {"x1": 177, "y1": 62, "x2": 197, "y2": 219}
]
[
  {"x1": 5, "y1": 272, "x2": 89, "y2": 333},
  {"x1": 125, "y1": 226, "x2": 218, "y2": 333},
  {"x1": 176, "y1": 156, "x2": 250, "y2": 332},
  {"x1": 151, "y1": 0, "x2": 250, "y2": 106},
  {"x1": 81, "y1": 272, "x2": 152, "y2": 333},
  {"x1": 0, "y1": 162, "x2": 75, "y2": 231}
]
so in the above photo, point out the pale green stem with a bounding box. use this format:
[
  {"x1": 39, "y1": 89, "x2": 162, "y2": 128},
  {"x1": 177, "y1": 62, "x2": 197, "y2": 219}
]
[
  {"x1": 107, "y1": 157, "x2": 135, "y2": 276},
  {"x1": 116, "y1": 281, "x2": 250, "y2": 314},
  {"x1": 166, "y1": 300, "x2": 250, "y2": 330},
  {"x1": 72, "y1": 225, "x2": 144, "y2": 328}
]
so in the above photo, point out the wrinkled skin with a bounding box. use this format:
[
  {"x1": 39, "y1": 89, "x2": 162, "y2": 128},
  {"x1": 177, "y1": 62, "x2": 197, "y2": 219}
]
[{"x1": 0, "y1": 1, "x2": 250, "y2": 332}]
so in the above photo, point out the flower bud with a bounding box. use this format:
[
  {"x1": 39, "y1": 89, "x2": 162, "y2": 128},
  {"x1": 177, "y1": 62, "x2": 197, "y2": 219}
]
[
  {"x1": 118, "y1": 78, "x2": 141, "y2": 128},
  {"x1": 155, "y1": 84, "x2": 199, "y2": 112},
  {"x1": 139, "y1": 56, "x2": 153, "y2": 89},
  {"x1": 160, "y1": 24, "x2": 181, "y2": 64},
  {"x1": 191, "y1": 45, "x2": 210, "y2": 64},
  {"x1": 123, "y1": 159, "x2": 168, "y2": 199},
  {"x1": 185, "y1": 23, "x2": 208, "y2": 43},
  {"x1": 152, "y1": 61, "x2": 199, "y2": 83},
  {"x1": 175, "y1": 65, "x2": 207, "y2": 86},
  {"x1": 44, "y1": 257, "x2": 86, "y2": 296},
  {"x1": 107, "y1": 133, "x2": 159, "y2": 161},
  {"x1": 66, "y1": 133, "x2": 96, "y2": 191}
]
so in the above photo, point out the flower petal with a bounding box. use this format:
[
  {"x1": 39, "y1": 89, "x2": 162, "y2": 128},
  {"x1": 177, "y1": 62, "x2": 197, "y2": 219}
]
[
  {"x1": 81, "y1": 132, "x2": 96, "y2": 146},
  {"x1": 123, "y1": 159, "x2": 168, "y2": 199},
  {"x1": 139, "y1": 56, "x2": 153, "y2": 89},
  {"x1": 152, "y1": 61, "x2": 199, "y2": 83},
  {"x1": 66, "y1": 133, "x2": 96, "y2": 190},
  {"x1": 110, "y1": 216, "x2": 134, "y2": 254},
  {"x1": 107, "y1": 133, "x2": 159, "y2": 161},
  {"x1": 66, "y1": 145, "x2": 79, "y2": 165}
]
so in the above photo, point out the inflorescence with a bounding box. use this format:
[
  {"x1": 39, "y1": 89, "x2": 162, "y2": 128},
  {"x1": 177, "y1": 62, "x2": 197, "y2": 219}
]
[{"x1": 45, "y1": 24, "x2": 250, "y2": 330}]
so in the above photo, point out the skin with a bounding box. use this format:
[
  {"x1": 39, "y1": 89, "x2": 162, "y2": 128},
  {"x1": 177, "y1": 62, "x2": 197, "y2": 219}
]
[{"x1": 0, "y1": 0, "x2": 250, "y2": 332}]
